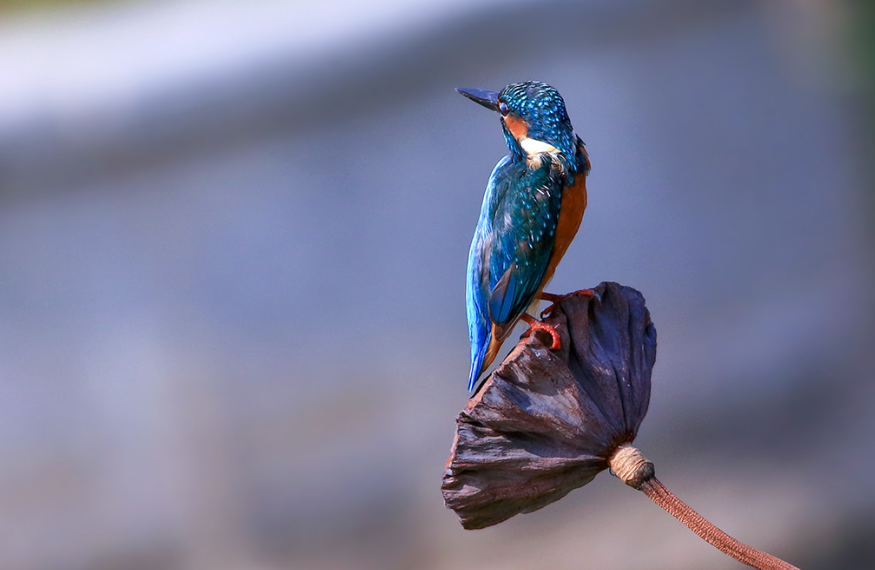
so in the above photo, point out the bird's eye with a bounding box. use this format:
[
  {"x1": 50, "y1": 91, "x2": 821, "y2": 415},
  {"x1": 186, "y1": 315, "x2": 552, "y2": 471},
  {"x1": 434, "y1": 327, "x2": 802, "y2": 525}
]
[{"x1": 499, "y1": 101, "x2": 509, "y2": 116}]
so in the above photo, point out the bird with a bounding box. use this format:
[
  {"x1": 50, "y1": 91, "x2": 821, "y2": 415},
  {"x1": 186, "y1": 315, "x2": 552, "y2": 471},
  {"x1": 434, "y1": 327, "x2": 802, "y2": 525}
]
[{"x1": 458, "y1": 81, "x2": 592, "y2": 393}]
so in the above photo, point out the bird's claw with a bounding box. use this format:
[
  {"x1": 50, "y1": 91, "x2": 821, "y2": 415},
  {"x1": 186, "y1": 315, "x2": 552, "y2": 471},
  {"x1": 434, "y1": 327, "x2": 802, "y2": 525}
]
[
  {"x1": 540, "y1": 303, "x2": 559, "y2": 319},
  {"x1": 521, "y1": 315, "x2": 561, "y2": 350},
  {"x1": 539, "y1": 288, "x2": 601, "y2": 318}
]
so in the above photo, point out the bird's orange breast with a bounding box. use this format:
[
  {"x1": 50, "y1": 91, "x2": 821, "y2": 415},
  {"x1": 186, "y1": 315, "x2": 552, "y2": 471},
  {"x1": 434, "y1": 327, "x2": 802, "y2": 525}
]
[{"x1": 542, "y1": 174, "x2": 587, "y2": 286}]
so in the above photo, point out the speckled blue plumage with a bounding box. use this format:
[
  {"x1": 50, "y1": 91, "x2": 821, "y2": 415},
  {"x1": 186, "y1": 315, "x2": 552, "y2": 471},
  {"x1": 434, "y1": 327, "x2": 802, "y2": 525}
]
[
  {"x1": 465, "y1": 81, "x2": 590, "y2": 392},
  {"x1": 499, "y1": 82, "x2": 578, "y2": 162}
]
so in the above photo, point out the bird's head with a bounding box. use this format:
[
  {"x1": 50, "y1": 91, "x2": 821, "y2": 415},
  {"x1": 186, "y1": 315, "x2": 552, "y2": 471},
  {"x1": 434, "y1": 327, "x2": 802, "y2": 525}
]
[{"x1": 456, "y1": 81, "x2": 577, "y2": 165}]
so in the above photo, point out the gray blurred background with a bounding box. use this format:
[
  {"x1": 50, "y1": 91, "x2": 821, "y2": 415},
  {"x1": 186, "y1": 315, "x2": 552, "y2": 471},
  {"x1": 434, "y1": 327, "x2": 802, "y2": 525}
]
[{"x1": 1, "y1": 0, "x2": 873, "y2": 569}]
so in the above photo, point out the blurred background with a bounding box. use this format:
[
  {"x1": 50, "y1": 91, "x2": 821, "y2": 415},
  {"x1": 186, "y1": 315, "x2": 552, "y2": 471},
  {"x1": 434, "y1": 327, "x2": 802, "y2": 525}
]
[{"x1": 1, "y1": 0, "x2": 873, "y2": 568}]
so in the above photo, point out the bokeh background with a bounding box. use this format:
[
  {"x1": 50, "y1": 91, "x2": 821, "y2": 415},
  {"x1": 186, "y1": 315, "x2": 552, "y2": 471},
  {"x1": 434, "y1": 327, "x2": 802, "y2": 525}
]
[{"x1": 1, "y1": 0, "x2": 873, "y2": 569}]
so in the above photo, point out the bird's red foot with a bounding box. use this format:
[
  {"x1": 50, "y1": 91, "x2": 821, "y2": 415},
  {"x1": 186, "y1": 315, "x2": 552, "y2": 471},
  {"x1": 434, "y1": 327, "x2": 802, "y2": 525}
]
[
  {"x1": 520, "y1": 313, "x2": 561, "y2": 350},
  {"x1": 538, "y1": 289, "x2": 600, "y2": 318}
]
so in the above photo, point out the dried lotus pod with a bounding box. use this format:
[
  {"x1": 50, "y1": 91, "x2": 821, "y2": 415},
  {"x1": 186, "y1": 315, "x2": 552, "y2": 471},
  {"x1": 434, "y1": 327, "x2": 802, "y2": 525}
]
[
  {"x1": 442, "y1": 282, "x2": 655, "y2": 529},
  {"x1": 442, "y1": 282, "x2": 800, "y2": 570}
]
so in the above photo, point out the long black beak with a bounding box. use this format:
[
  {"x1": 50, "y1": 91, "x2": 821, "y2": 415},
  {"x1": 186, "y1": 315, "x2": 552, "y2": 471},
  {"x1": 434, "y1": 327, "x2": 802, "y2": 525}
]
[{"x1": 456, "y1": 87, "x2": 500, "y2": 112}]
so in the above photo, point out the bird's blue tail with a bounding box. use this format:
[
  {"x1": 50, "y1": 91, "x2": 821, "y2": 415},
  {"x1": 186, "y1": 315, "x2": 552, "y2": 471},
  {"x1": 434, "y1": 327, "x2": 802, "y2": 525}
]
[{"x1": 467, "y1": 348, "x2": 487, "y2": 393}]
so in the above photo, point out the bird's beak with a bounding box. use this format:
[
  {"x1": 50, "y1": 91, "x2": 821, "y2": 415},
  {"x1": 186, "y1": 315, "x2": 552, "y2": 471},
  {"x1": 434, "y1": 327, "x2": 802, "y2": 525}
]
[{"x1": 456, "y1": 87, "x2": 500, "y2": 112}]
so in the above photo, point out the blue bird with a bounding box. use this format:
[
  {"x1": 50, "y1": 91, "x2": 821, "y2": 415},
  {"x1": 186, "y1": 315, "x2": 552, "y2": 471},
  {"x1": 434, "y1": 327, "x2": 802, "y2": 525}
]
[{"x1": 458, "y1": 81, "x2": 592, "y2": 393}]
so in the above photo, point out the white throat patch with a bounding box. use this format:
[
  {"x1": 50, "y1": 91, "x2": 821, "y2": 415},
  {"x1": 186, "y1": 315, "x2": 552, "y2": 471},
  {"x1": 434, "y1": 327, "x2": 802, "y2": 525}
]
[{"x1": 519, "y1": 137, "x2": 560, "y2": 158}]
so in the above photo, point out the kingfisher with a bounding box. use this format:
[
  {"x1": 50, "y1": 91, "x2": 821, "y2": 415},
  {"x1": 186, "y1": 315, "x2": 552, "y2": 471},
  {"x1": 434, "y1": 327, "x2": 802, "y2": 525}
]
[{"x1": 458, "y1": 81, "x2": 592, "y2": 393}]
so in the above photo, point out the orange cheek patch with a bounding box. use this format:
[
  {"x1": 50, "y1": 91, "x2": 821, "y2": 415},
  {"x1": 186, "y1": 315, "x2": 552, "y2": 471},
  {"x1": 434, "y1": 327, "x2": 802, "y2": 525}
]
[{"x1": 504, "y1": 115, "x2": 528, "y2": 140}]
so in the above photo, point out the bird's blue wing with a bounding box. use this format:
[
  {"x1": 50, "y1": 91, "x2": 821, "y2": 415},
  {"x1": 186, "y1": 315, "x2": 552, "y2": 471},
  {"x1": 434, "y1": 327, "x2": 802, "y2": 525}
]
[
  {"x1": 487, "y1": 157, "x2": 565, "y2": 326},
  {"x1": 466, "y1": 158, "x2": 508, "y2": 390},
  {"x1": 466, "y1": 155, "x2": 567, "y2": 390}
]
